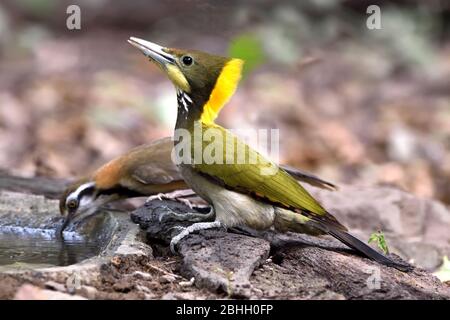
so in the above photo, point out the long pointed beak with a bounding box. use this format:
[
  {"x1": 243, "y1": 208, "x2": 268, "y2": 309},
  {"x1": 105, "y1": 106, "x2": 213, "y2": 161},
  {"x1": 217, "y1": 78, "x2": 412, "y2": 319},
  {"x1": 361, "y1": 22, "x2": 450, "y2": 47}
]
[
  {"x1": 58, "y1": 211, "x2": 75, "y2": 236},
  {"x1": 128, "y1": 37, "x2": 175, "y2": 66}
]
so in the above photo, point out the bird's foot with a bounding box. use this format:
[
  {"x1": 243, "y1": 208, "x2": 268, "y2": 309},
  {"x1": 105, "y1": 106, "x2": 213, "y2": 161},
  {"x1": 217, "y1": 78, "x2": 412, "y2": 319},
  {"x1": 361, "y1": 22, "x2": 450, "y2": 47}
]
[
  {"x1": 147, "y1": 191, "x2": 194, "y2": 208},
  {"x1": 170, "y1": 221, "x2": 223, "y2": 254},
  {"x1": 146, "y1": 193, "x2": 166, "y2": 202}
]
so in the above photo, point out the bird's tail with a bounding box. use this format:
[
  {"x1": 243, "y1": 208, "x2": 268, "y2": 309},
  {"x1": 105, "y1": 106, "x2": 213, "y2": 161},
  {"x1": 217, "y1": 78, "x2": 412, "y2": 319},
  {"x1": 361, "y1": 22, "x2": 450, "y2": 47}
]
[{"x1": 320, "y1": 224, "x2": 412, "y2": 272}]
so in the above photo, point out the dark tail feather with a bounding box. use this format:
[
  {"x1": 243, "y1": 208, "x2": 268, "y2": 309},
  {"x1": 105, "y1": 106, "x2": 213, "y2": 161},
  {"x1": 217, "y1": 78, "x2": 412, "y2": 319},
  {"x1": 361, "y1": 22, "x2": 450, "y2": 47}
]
[
  {"x1": 323, "y1": 226, "x2": 412, "y2": 272},
  {"x1": 281, "y1": 165, "x2": 338, "y2": 191}
]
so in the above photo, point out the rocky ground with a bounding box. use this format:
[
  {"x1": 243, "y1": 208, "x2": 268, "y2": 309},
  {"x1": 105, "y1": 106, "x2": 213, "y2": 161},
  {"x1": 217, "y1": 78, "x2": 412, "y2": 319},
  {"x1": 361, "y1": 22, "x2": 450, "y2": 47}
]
[{"x1": 0, "y1": 175, "x2": 449, "y2": 300}]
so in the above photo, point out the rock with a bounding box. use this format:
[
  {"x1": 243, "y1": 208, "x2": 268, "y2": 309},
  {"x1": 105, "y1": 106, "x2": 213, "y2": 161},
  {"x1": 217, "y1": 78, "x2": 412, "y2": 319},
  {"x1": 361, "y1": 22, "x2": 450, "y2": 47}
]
[
  {"x1": 44, "y1": 281, "x2": 66, "y2": 293},
  {"x1": 161, "y1": 292, "x2": 208, "y2": 300},
  {"x1": 179, "y1": 277, "x2": 195, "y2": 287},
  {"x1": 160, "y1": 274, "x2": 177, "y2": 283},
  {"x1": 250, "y1": 242, "x2": 449, "y2": 299},
  {"x1": 0, "y1": 173, "x2": 68, "y2": 199},
  {"x1": 132, "y1": 200, "x2": 271, "y2": 297},
  {"x1": 14, "y1": 284, "x2": 86, "y2": 300},
  {"x1": 309, "y1": 185, "x2": 450, "y2": 270},
  {"x1": 135, "y1": 284, "x2": 153, "y2": 295},
  {"x1": 132, "y1": 271, "x2": 153, "y2": 281},
  {"x1": 112, "y1": 279, "x2": 133, "y2": 293},
  {"x1": 179, "y1": 229, "x2": 270, "y2": 297},
  {"x1": 77, "y1": 285, "x2": 98, "y2": 300},
  {"x1": 0, "y1": 191, "x2": 61, "y2": 229},
  {"x1": 132, "y1": 195, "x2": 450, "y2": 299}
]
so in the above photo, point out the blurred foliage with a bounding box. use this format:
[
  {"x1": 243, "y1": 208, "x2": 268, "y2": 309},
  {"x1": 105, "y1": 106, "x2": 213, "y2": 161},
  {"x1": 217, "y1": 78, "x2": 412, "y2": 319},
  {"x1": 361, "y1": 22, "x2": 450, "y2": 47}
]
[
  {"x1": 16, "y1": 0, "x2": 56, "y2": 17},
  {"x1": 228, "y1": 33, "x2": 265, "y2": 77}
]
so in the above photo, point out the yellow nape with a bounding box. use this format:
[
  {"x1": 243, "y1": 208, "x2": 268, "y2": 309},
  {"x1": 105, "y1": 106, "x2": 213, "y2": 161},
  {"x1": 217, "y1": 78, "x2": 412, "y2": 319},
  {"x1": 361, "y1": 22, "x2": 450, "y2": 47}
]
[{"x1": 201, "y1": 58, "x2": 244, "y2": 124}]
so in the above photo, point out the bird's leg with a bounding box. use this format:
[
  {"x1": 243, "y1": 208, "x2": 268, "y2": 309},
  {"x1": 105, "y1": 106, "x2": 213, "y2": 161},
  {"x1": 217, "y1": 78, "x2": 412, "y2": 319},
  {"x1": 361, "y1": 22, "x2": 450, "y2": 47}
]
[
  {"x1": 170, "y1": 220, "x2": 223, "y2": 253},
  {"x1": 159, "y1": 206, "x2": 215, "y2": 223}
]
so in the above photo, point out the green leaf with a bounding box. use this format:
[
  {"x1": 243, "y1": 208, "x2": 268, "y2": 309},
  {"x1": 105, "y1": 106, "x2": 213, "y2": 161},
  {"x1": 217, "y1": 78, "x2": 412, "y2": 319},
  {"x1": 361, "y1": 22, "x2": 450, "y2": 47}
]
[
  {"x1": 228, "y1": 33, "x2": 265, "y2": 77},
  {"x1": 368, "y1": 230, "x2": 389, "y2": 255}
]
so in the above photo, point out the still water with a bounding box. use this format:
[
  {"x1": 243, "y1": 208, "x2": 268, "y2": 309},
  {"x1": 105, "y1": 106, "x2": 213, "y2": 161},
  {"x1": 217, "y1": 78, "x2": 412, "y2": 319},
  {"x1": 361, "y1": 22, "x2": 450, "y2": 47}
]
[{"x1": 0, "y1": 226, "x2": 103, "y2": 267}]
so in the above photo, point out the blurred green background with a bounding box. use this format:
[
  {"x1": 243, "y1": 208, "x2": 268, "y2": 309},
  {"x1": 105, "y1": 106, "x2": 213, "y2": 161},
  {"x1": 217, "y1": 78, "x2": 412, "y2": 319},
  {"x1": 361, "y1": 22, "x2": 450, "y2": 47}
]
[{"x1": 0, "y1": 0, "x2": 449, "y2": 204}]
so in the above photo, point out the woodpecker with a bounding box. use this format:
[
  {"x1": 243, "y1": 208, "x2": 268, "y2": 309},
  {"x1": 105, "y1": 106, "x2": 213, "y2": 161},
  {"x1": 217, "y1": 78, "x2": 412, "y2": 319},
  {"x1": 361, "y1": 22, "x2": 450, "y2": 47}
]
[
  {"x1": 59, "y1": 136, "x2": 336, "y2": 233},
  {"x1": 128, "y1": 37, "x2": 410, "y2": 271}
]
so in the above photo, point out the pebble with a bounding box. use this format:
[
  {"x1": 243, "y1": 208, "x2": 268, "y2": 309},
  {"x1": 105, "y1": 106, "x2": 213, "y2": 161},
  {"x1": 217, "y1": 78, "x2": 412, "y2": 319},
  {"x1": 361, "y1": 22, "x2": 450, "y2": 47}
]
[
  {"x1": 77, "y1": 285, "x2": 98, "y2": 299},
  {"x1": 132, "y1": 271, "x2": 153, "y2": 280},
  {"x1": 179, "y1": 277, "x2": 195, "y2": 287},
  {"x1": 160, "y1": 274, "x2": 177, "y2": 283},
  {"x1": 44, "y1": 281, "x2": 66, "y2": 293},
  {"x1": 135, "y1": 285, "x2": 152, "y2": 294}
]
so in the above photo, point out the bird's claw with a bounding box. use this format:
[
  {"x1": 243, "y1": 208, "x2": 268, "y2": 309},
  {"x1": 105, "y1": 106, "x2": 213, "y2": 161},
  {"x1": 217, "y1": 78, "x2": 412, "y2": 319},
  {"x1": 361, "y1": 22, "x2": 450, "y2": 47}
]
[
  {"x1": 170, "y1": 238, "x2": 179, "y2": 254},
  {"x1": 147, "y1": 192, "x2": 193, "y2": 208},
  {"x1": 147, "y1": 193, "x2": 165, "y2": 202}
]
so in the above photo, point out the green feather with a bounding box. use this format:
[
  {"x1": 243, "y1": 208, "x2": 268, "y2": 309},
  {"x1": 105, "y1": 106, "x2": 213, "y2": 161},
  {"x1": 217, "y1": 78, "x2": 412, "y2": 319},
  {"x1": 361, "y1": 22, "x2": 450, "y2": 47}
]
[{"x1": 190, "y1": 123, "x2": 327, "y2": 216}]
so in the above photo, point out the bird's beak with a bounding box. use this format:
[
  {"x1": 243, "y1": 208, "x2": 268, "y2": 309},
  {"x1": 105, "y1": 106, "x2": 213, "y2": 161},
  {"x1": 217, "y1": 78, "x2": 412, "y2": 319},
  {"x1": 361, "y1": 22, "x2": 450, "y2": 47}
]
[
  {"x1": 58, "y1": 194, "x2": 119, "y2": 236},
  {"x1": 58, "y1": 210, "x2": 76, "y2": 236},
  {"x1": 128, "y1": 37, "x2": 175, "y2": 67}
]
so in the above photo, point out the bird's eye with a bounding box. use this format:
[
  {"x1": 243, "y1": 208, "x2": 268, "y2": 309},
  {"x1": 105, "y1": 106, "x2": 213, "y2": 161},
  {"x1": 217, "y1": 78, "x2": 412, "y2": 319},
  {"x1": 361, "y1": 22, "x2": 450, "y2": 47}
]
[
  {"x1": 181, "y1": 55, "x2": 193, "y2": 66},
  {"x1": 67, "y1": 199, "x2": 78, "y2": 210}
]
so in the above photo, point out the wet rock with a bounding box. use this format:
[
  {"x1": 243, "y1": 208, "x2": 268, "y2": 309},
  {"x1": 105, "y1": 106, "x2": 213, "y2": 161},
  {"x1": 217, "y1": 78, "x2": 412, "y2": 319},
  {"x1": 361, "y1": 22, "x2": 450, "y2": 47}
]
[{"x1": 0, "y1": 191, "x2": 61, "y2": 229}]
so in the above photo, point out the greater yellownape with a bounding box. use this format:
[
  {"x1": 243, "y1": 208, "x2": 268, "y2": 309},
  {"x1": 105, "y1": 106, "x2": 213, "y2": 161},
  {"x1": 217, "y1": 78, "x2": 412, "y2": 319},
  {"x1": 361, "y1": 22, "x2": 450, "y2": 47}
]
[{"x1": 128, "y1": 37, "x2": 411, "y2": 272}]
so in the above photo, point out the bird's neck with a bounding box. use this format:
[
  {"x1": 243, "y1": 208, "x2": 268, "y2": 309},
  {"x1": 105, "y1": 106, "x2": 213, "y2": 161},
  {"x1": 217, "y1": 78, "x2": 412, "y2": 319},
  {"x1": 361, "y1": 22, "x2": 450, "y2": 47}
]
[
  {"x1": 174, "y1": 89, "x2": 205, "y2": 131},
  {"x1": 175, "y1": 58, "x2": 244, "y2": 131}
]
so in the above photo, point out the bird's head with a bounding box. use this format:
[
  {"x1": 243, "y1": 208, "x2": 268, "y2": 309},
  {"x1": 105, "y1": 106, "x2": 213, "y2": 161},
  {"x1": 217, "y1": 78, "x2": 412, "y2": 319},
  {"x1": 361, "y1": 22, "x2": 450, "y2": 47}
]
[
  {"x1": 128, "y1": 37, "x2": 244, "y2": 125},
  {"x1": 59, "y1": 179, "x2": 114, "y2": 234}
]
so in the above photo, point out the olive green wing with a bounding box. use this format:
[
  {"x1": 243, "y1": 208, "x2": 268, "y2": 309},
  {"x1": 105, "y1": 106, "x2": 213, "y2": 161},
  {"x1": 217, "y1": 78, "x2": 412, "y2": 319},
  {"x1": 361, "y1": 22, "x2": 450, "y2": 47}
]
[
  {"x1": 192, "y1": 125, "x2": 325, "y2": 215},
  {"x1": 191, "y1": 125, "x2": 346, "y2": 230}
]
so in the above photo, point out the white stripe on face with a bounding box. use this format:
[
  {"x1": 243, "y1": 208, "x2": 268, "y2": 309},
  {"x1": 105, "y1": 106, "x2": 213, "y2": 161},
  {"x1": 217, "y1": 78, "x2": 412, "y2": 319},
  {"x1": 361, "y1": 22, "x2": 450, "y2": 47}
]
[{"x1": 67, "y1": 181, "x2": 96, "y2": 204}]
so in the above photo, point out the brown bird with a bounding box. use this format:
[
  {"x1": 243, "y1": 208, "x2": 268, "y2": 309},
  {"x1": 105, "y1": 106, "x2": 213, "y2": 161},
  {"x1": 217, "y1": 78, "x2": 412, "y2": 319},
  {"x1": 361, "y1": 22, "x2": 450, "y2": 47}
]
[{"x1": 59, "y1": 136, "x2": 337, "y2": 232}]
